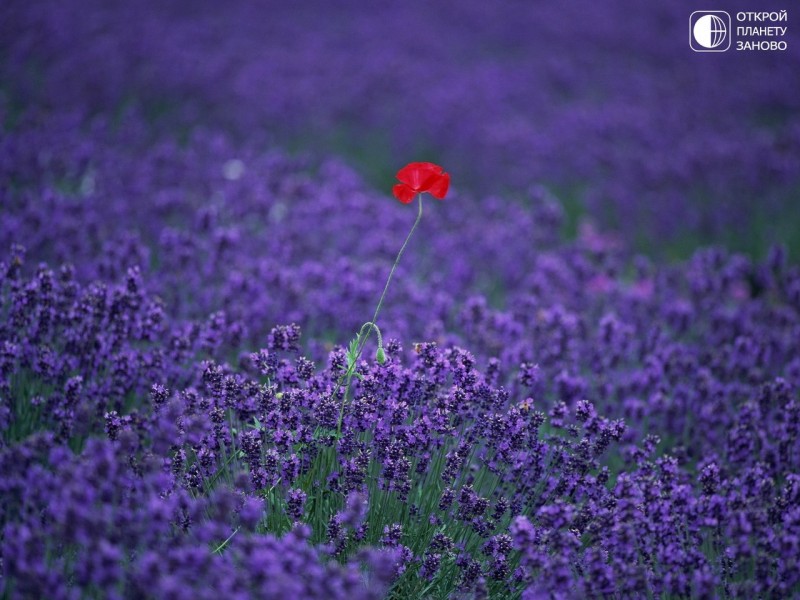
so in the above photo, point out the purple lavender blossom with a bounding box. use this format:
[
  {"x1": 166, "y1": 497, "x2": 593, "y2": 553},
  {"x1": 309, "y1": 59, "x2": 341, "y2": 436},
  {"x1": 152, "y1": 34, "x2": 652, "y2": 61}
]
[{"x1": 1, "y1": 3, "x2": 800, "y2": 597}]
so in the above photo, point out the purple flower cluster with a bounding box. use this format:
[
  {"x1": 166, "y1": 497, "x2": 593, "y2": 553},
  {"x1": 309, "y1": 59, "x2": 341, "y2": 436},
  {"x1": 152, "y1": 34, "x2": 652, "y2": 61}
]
[
  {"x1": 1, "y1": 436, "x2": 396, "y2": 599},
  {"x1": 2, "y1": 2, "x2": 800, "y2": 597},
  {"x1": 2, "y1": 240, "x2": 799, "y2": 595}
]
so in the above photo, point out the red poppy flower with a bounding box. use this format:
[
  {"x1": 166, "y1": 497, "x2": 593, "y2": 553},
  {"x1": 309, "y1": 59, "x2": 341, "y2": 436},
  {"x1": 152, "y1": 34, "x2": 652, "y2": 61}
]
[{"x1": 392, "y1": 162, "x2": 450, "y2": 204}]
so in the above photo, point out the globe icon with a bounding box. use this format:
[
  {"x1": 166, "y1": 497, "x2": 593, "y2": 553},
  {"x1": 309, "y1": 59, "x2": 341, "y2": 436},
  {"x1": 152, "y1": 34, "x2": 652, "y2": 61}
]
[{"x1": 693, "y1": 14, "x2": 727, "y2": 48}]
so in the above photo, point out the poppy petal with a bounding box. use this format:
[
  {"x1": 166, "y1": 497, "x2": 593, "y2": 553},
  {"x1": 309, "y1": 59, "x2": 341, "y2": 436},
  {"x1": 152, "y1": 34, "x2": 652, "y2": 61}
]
[
  {"x1": 396, "y1": 162, "x2": 443, "y2": 190},
  {"x1": 392, "y1": 183, "x2": 416, "y2": 204},
  {"x1": 427, "y1": 173, "x2": 450, "y2": 199}
]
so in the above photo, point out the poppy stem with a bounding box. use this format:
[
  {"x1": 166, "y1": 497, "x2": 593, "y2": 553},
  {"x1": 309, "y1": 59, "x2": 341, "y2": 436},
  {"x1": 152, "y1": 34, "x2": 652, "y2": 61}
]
[
  {"x1": 360, "y1": 193, "x2": 423, "y2": 355},
  {"x1": 335, "y1": 193, "x2": 424, "y2": 433}
]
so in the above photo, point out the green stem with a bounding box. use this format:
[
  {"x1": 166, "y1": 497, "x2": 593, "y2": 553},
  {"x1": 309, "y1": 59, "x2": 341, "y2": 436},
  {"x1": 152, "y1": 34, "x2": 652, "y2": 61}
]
[
  {"x1": 358, "y1": 321, "x2": 383, "y2": 351},
  {"x1": 212, "y1": 526, "x2": 241, "y2": 554},
  {"x1": 360, "y1": 193, "x2": 424, "y2": 353},
  {"x1": 334, "y1": 194, "x2": 424, "y2": 431}
]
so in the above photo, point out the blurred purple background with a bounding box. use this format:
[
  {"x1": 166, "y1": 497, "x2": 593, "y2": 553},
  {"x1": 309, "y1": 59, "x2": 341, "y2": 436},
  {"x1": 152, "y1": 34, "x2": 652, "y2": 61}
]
[{"x1": 3, "y1": 0, "x2": 799, "y2": 257}]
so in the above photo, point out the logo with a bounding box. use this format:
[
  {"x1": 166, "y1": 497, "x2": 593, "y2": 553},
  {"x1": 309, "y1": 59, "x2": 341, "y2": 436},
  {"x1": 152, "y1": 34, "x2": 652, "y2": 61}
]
[{"x1": 690, "y1": 11, "x2": 731, "y2": 51}]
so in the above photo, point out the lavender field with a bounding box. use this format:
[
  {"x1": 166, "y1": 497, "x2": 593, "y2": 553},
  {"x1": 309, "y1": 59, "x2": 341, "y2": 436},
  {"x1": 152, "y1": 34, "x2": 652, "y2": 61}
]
[{"x1": 1, "y1": 1, "x2": 799, "y2": 598}]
